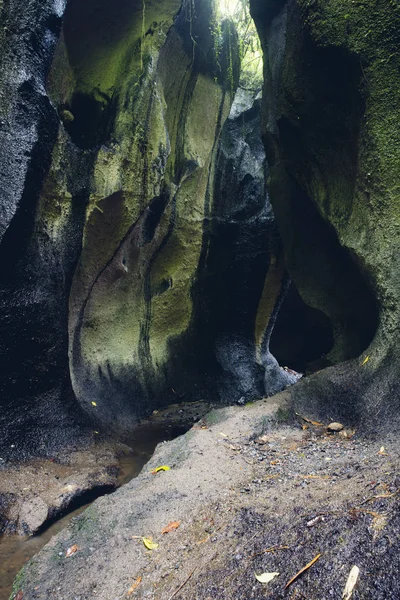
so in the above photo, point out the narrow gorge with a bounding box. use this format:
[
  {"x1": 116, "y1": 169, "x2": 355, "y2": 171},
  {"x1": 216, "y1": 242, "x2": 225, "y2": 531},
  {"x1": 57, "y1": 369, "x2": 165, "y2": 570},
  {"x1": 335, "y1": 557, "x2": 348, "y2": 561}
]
[{"x1": 0, "y1": 0, "x2": 399, "y2": 598}]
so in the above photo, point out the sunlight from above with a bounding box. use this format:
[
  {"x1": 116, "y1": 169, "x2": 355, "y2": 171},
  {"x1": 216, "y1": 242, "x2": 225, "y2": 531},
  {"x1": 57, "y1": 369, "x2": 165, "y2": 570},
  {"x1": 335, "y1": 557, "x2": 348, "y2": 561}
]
[{"x1": 219, "y1": 0, "x2": 241, "y2": 18}]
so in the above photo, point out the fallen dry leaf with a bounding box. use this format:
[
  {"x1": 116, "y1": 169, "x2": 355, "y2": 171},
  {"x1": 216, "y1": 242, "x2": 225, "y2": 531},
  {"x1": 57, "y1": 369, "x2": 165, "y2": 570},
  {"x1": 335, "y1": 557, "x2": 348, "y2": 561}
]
[
  {"x1": 127, "y1": 576, "x2": 142, "y2": 596},
  {"x1": 361, "y1": 355, "x2": 369, "y2": 365},
  {"x1": 342, "y1": 565, "x2": 359, "y2": 599},
  {"x1": 142, "y1": 537, "x2": 158, "y2": 550},
  {"x1": 219, "y1": 432, "x2": 229, "y2": 438},
  {"x1": 65, "y1": 544, "x2": 78, "y2": 558},
  {"x1": 296, "y1": 413, "x2": 324, "y2": 426},
  {"x1": 151, "y1": 465, "x2": 170, "y2": 474},
  {"x1": 162, "y1": 521, "x2": 180, "y2": 534},
  {"x1": 255, "y1": 572, "x2": 279, "y2": 584},
  {"x1": 91, "y1": 401, "x2": 97, "y2": 407},
  {"x1": 378, "y1": 446, "x2": 388, "y2": 456},
  {"x1": 285, "y1": 553, "x2": 321, "y2": 589},
  {"x1": 15, "y1": 592, "x2": 23, "y2": 600}
]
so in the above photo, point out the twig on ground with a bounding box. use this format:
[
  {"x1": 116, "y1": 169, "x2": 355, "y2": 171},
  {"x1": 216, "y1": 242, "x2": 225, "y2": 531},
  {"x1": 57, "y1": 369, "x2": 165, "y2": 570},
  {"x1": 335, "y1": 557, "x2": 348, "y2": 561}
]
[
  {"x1": 168, "y1": 567, "x2": 198, "y2": 600},
  {"x1": 285, "y1": 553, "x2": 322, "y2": 589},
  {"x1": 358, "y1": 489, "x2": 399, "y2": 506},
  {"x1": 249, "y1": 545, "x2": 290, "y2": 559}
]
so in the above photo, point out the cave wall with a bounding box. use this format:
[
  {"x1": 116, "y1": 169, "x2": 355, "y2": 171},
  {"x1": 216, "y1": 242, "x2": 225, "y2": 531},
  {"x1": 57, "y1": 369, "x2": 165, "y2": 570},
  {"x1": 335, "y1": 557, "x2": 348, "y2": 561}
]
[
  {"x1": 65, "y1": 1, "x2": 243, "y2": 433},
  {"x1": 251, "y1": 0, "x2": 400, "y2": 428},
  {"x1": 0, "y1": 0, "x2": 92, "y2": 459},
  {"x1": 192, "y1": 87, "x2": 298, "y2": 402},
  {"x1": 0, "y1": 0, "x2": 292, "y2": 444}
]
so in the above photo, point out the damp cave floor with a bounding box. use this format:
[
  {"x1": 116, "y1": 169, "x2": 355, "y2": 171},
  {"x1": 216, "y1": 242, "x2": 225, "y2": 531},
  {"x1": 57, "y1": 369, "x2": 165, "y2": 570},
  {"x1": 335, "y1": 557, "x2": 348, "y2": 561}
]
[{"x1": 8, "y1": 391, "x2": 400, "y2": 600}]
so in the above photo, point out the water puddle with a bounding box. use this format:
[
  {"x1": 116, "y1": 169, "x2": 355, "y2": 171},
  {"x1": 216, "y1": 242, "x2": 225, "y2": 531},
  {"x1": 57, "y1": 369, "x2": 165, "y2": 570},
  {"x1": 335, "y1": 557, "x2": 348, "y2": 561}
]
[{"x1": 0, "y1": 424, "x2": 188, "y2": 600}]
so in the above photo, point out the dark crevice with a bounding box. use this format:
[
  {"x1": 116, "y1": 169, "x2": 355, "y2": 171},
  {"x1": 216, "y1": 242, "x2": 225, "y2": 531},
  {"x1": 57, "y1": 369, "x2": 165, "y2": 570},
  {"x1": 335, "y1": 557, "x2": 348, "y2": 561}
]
[
  {"x1": 270, "y1": 280, "x2": 334, "y2": 373},
  {"x1": 32, "y1": 485, "x2": 117, "y2": 537}
]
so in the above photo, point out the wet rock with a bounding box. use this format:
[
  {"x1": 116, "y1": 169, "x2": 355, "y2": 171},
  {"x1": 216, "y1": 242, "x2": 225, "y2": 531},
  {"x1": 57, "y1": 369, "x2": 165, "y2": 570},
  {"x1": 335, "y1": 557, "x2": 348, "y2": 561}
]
[
  {"x1": 19, "y1": 497, "x2": 49, "y2": 535},
  {"x1": 0, "y1": 441, "x2": 126, "y2": 535}
]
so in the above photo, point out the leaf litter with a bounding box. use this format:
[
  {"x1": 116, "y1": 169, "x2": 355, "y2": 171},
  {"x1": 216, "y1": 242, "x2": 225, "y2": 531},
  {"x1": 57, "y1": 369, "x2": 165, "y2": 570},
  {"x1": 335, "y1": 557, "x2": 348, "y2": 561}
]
[
  {"x1": 342, "y1": 566, "x2": 359, "y2": 599},
  {"x1": 255, "y1": 572, "x2": 279, "y2": 584},
  {"x1": 162, "y1": 521, "x2": 180, "y2": 534}
]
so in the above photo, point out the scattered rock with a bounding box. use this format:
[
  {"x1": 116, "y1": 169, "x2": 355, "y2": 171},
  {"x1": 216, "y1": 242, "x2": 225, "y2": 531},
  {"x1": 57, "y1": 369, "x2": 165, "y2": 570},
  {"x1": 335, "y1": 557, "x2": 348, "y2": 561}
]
[
  {"x1": 339, "y1": 428, "x2": 355, "y2": 439},
  {"x1": 255, "y1": 435, "x2": 268, "y2": 445},
  {"x1": 327, "y1": 422, "x2": 344, "y2": 433}
]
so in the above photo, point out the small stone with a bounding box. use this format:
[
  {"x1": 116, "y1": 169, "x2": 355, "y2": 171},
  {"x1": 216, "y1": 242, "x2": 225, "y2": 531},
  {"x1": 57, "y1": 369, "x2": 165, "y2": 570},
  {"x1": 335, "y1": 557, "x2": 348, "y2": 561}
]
[
  {"x1": 327, "y1": 422, "x2": 344, "y2": 432},
  {"x1": 339, "y1": 428, "x2": 355, "y2": 439},
  {"x1": 255, "y1": 435, "x2": 268, "y2": 445}
]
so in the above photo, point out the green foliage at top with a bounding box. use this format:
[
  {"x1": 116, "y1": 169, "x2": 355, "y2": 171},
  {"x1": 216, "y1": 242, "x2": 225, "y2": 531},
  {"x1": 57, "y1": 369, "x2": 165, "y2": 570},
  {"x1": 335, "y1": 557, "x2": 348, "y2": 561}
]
[{"x1": 214, "y1": 0, "x2": 263, "y2": 92}]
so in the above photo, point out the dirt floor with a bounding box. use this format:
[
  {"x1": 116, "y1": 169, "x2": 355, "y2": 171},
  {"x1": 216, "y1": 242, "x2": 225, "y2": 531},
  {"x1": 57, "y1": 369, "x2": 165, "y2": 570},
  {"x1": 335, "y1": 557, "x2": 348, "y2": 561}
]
[
  {"x1": 8, "y1": 392, "x2": 400, "y2": 599},
  {"x1": 0, "y1": 401, "x2": 209, "y2": 537}
]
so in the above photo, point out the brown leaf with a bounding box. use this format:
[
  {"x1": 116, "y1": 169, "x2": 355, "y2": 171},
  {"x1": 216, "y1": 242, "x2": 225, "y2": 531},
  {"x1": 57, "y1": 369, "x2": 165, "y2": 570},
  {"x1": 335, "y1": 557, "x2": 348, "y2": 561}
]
[
  {"x1": 65, "y1": 544, "x2": 78, "y2": 558},
  {"x1": 15, "y1": 592, "x2": 24, "y2": 600},
  {"x1": 296, "y1": 413, "x2": 323, "y2": 427},
  {"x1": 127, "y1": 576, "x2": 142, "y2": 596},
  {"x1": 162, "y1": 520, "x2": 181, "y2": 534},
  {"x1": 285, "y1": 553, "x2": 322, "y2": 589}
]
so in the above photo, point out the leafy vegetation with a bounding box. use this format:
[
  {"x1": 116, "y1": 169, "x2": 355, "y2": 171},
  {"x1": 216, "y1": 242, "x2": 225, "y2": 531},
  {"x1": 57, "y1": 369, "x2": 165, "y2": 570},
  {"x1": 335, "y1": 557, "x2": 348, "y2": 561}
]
[{"x1": 216, "y1": 0, "x2": 263, "y2": 91}]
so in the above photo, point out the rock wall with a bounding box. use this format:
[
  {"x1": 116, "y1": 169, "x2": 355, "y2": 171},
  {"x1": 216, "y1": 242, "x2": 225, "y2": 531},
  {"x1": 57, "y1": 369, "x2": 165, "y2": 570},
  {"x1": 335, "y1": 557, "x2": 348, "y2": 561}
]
[
  {"x1": 1, "y1": 0, "x2": 294, "y2": 446},
  {"x1": 252, "y1": 0, "x2": 400, "y2": 429},
  {"x1": 195, "y1": 87, "x2": 297, "y2": 402},
  {"x1": 66, "y1": 1, "x2": 241, "y2": 433},
  {"x1": 0, "y1": 0, "x2": 91, "y2": 459}
]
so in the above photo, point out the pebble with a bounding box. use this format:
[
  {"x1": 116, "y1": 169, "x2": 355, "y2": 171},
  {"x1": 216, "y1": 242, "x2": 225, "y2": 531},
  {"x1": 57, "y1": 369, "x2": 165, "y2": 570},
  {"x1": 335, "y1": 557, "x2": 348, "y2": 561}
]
[
  {"x1": 255, "y1": 435, "x2": 268, "y2": 445},
  {"x1": 327, "y1": 422, "x2": 344, "y2": 432}
]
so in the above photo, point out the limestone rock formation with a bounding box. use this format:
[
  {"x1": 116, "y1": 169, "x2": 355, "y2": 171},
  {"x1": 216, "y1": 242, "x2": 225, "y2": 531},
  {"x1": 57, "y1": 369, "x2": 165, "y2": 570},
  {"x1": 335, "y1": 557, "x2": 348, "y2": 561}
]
[
  {"x1": 0, "y1": 0, "x2": 292, "y2": 448},
  {"x1": 0, "y1": 0, "x2": 89, "y2": 460},
  {"x1": 251, "y1": 0, "x2": 400, "y2": 428}
]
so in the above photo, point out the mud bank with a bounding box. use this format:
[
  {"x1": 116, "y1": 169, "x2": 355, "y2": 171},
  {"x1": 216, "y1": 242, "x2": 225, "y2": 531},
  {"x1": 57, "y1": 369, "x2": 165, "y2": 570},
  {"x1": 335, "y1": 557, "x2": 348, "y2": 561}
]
[{"x1": 11, "y1": 394, "x2": 400, "y2": 600}]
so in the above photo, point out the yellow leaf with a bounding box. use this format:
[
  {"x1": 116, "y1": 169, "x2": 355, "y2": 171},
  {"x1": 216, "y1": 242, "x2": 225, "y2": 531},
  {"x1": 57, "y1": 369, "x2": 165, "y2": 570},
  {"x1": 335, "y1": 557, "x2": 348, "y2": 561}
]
[
  {"x1": 151, "y1": 465, "x2": 170, "y2": 474},
  {"x1": 161, "y1": 521, "x2": 180, "y2": 534},
  {"x1": 255, "y1": 572, "x2": 279, "y2": 584},
  {"x1": 219, "y1": 432, "x2": 229, "y2": 438},
  {"x1": 127, "y1": 576, "x2": 142, "y2": 596},
  {"x1": 65, "y1": 544, "x2": 78, "y2": 557},
  {"x1": 342, "y1": 565, "x2": 360, "y2": 599},
  {"x1": 91, "y1": 401, "x2": 97, "y2": 407},
  {"x1": 142, "y1": 537, "x2": 158, "y2": 550},
  {"x1": 361, "y1": 356, "x2": 369, "y2": 365},
  {"x1": 94, "y1": 431, "x2": 99, "y2": 434}
]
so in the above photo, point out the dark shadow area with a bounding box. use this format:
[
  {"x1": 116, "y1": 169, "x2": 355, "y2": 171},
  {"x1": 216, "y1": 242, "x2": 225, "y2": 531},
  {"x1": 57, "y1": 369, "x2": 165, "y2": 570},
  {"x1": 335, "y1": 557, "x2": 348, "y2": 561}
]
[
  {"x1": 270, "y1": 282, "x2": 334, "y2": 373},
  {"x1": 61, "y1": 91, "x2": 114, "y2": 149},
  {"x1": 33, "y1": 485, "x2": 116, "y2": 537}
]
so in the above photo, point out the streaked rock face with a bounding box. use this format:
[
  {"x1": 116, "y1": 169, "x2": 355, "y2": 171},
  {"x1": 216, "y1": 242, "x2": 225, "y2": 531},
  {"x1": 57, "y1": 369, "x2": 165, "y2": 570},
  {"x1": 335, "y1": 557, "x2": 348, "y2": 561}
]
[
  {"x1": 251, "y1": 0, "x2": 400, "y2": 429},
  {"x1": 0, "y1": 0, "x2": 290, "y2": 444}
]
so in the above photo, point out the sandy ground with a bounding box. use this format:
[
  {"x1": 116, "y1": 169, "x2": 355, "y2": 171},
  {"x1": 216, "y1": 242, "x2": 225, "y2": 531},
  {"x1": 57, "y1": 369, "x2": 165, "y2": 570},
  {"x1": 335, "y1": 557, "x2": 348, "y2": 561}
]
[{"x1": 9, "y1": 392, "x2": 400, "y2": 599}]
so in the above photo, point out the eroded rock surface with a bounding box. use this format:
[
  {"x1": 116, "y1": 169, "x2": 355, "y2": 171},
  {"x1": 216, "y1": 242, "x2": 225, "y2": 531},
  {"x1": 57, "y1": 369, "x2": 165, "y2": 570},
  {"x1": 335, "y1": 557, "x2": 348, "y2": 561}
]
[
  {"x1": 0, "y1": 441, "x2": 124, "y2": 536},
  {"x1": 251, "y1": 0, "x2": 400, "y2": 430}
]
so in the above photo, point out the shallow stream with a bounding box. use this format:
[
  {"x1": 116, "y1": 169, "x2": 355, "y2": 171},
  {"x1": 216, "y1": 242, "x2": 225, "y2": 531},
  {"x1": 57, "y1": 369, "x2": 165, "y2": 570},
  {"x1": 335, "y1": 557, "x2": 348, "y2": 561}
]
[{"x1": 0, "y1": 424, "x2": 187, "y2": 600}]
